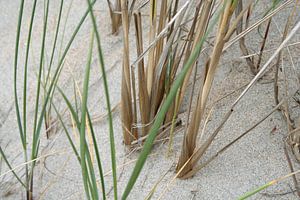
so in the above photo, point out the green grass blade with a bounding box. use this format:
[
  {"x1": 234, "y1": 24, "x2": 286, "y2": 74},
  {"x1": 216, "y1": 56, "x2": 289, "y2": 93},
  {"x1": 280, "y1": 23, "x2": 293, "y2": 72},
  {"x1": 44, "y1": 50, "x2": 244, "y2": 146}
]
[
  {"x1": 86, "y1": 0, "x2": 118, "y2": 199},
  {"x1": 51, "y1": 101, "x2": 81, "y2": 162},
  {"x1": 13, "y1": 0, "x2": 25, "y2": 150},
  {"x1": 31, "y1": 0, "x2": 50, "y2": 159},
  {"x1": 57, "y1": 86, "x2": 81, "y2": 129},
  {"x1": 73, "y1": 78, "x2": 80, "y2": 116},
  {"x1": 28, "y1": 0, "x2": 50, "y2": 193},
  {"x1": 87, "y1": 111, "x2": 106, "y2": 199},
  {"x1": 58, "y1": 0, "x2": 74, "y2": 60},
  {"x1": 39, "y1": 67, "x2": 80, "y2": 164},
  {"x1": 239, "y1": 168, "x2": 300, "y2": 199},
  {"x1": 23, "y1": 0, "x2": 37, "y2": 150},
  {"x1": 23, "y1": 0, "x2": 38, "y2": 189},
  {"x1": 85, "y1": 146, "x2": 99, "y2": 200},
  {"x1": 45, "y1": 0, "x2": 64, "y2": 87},
  {"x1": 57, "y1": 81, "x2": 101, "y2": 199},
  {"x1": 238, "y1": 181, "x2": 275, "y2": 200},
  {"x1": 79, "y1": 31, "x2": 94, "y2": 200},
  {"x1": 58, "y1": 87, "x2": 102, "y2": 199},
  {"x1": 0, "y1": 147, "x2": 26, "y2": 188}
]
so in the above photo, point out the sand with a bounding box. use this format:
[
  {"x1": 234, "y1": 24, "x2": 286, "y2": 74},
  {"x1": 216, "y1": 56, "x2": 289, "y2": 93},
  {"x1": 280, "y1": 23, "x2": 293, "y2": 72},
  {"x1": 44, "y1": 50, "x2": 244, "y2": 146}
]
[{"x1": 1, "y1": 0, "x2": 300, "y2": 199}]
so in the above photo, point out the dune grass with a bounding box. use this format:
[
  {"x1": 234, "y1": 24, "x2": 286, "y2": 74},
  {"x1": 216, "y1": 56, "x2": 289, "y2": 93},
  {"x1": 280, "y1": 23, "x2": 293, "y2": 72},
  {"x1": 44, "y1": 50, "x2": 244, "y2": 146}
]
[
  {"x1": 0, "y1": 0, "x2": 300, "y2": 199},
  {"x1": 0, "y1": 0, "x2": 98, "y2": 199}
]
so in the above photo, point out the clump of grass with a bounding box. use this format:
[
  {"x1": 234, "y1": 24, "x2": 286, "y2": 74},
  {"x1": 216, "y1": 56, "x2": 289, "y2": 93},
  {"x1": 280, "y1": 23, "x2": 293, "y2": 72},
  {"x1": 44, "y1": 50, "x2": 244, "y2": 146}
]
[
  {"x1": 120, "y1": 0, "x2": 185, "y2": 145},
  {"x1": 176, "y1": 0, "x2": 243, "y2": 178},
  {"x1": 121, "y1": 0, "x2": 221, "y2": 196},
  {"x1": 0, "y1": 0, "x2": 99, "y2": 199},
  {"x1": 119, "y1": 0, "x2": 242, "y2": 178},
  {"x1": 122, "y1": 0, "x2": 300, "y2": 196}
]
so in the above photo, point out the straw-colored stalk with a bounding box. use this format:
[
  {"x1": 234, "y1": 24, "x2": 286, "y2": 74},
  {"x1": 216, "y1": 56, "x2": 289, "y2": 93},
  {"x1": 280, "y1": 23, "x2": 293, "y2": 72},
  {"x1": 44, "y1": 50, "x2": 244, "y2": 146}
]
[
  {"x1": 236, "y1": 1, "x2": 276, "y2": 75},
  {"x1": 176, "y1": 0, "x2": 238, "y2": 178},
  {"x1": 178, "y1": 0, "x2": 213, "y2": 107},
  {"x1": 121, "y1": 0, "x2": 135, "y2": 145},
  {"x1": 146, "y1": 0, "x2": 157, "y2": 96},
  {"x1": 134, "y1": 12, "x2": 150, "y2": 136},
  {"x1": 107, "y1": 0, "x2": 122, "y2": 35}
]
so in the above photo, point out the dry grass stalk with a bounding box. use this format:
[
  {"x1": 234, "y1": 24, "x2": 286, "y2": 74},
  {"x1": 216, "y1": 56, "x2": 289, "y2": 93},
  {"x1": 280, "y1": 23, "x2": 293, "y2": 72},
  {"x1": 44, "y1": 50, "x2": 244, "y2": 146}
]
[
  {"x1": 180, "y1": 15, "x2": 300, "y2": 179},
  {"x1": 176, "y1": 0, "x2": 241, "y2": 178},
  {"x1": 235, "y1": 1, "x2": 257, "y2": 74},
  {"x1": 276, "y1": 1, "x2": 300, "y2": 163},
  {"x1": 235, "y1": 1, "x2": 285, "y2": 75},
  {"x1": 174, "y1": 0, "x2": 294, "y2": 178},
  {"x1": 134, "y1": 12, "x2": 150, "y2": 136},
  {"x1": 149, "y1": 0, "x2": 168, "y2": 120},
  {"x1": 146, "y1": 0, "x2": 158, "y2": 96},
  {"x1": 107, "y1": 0, "x2": 122, "y2": 34},
  {"x1": 178, "y1": 0, "x2": 213, "y2": 107},
  {"x1": 121, "y1": 0, "x2": 134, "y2": 145}
]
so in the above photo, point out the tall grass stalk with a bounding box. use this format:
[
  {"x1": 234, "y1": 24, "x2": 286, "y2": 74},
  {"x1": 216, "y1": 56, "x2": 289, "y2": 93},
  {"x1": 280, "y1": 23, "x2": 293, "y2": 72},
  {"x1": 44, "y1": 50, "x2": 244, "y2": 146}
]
[
  {"x1": 44, "y1": 0, "x2": 64, "y2": 139},
  {"x1": 23, "y1": 0, "x2": 38, "y2": 192},
  {"x1": 86, "y1": 0, "x2": 118, "y2": 198},
  {"x1": 107, "y1": 0, "x2": 122, "y2": 34},
  {"x1": 78, "y1": 32, "x2": 98, "y2": 200},
  {"x1": 29, "y1": 0, "x2": 50, "y2": 197},
  {"x1": 57, "y1": 84, "x2": 107, "y2": 199},
  {"x1": 178, "y1": 15, "x2": 300, "y2": 179},
  {"x1": 176, "y1": 0, "x2": 240, "y2": 178}
]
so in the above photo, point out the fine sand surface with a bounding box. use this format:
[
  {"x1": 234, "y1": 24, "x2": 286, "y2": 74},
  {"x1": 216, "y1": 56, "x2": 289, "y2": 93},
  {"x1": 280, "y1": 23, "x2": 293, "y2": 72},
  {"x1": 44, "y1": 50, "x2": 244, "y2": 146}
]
[{"x1": 1, "y1": 1, "x2": 300, "y2": 199}]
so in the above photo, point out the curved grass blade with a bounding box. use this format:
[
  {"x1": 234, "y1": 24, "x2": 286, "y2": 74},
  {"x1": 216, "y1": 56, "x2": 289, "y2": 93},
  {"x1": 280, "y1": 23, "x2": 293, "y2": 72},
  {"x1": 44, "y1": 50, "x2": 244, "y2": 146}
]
[
  {"x1": 58, "y1": 0, "x2": 74, "y2": 59},
  {"x1": 57, "y1": 86, "x2": 80, "y2": 129},
  {"x1": 0, "y1": 147, "x2": 26, "y2": 188},
  {"x1": 45, "y1": 0, "x2": 64, "y2": 86},
  {"x1": 51, "y1": 101, "x2": 80, "y2": 162},
  {"x1": 30, "y1": 0, "x2": 50, "y2": 162},
  {"x1": 58, "y1": 87, "x2": 106, "y2": 199},
  {"x1": 86, "y1": 0, "x2": 118, "y2": 199},
  {"x1": 43, "y1": 0, "x2": 65, "y2": 124},
  {"x1": 13, "y1": 0, "x2": 25, "y2": 151},
  {"x1": 23, "y1": 0, "x2": 37, "y2": 157},
  {"x1": 56, "y1": 85, "x2": 99, "y2": 199},
  {"x1": 79, "y1": 31, "x2": 95, "y2": 200},
  {"x1": 22, "y1": 0, "x2": 38, "y2": 191},
  {"x1": 87, "y1": 111, "x2": 106, "y2": 199},
  {"x1": 85, "y1": 144, "x2": 99, "y2": 200}
]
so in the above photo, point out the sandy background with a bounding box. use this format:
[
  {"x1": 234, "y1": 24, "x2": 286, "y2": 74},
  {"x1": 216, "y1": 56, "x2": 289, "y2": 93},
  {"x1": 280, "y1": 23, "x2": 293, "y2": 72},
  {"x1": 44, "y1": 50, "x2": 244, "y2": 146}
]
[{"x1": 1, "y1": 0, "x2": 300, "y2": 199}]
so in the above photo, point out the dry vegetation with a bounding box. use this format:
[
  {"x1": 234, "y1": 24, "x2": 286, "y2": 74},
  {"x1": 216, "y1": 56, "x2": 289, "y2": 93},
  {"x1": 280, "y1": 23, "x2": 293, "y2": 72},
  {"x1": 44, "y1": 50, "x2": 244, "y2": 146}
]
[{"x1": 119, "y1": 0, "x2": 300, "y2": 184}]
